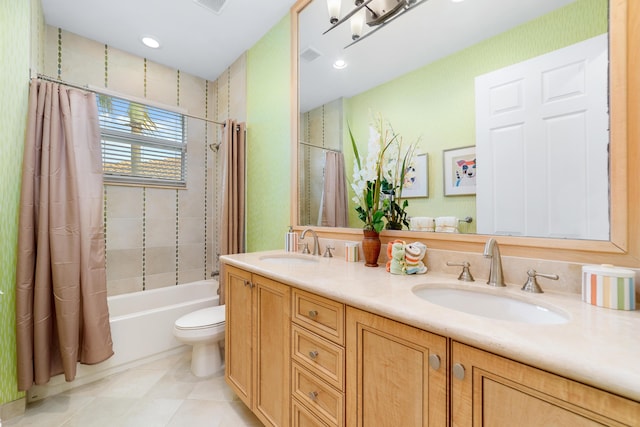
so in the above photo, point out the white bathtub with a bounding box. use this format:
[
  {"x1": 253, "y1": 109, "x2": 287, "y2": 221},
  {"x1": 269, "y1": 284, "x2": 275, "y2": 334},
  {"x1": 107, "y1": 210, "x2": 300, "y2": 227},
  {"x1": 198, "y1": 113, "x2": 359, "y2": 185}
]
[{"x1": 28, "y1": 279, "x2": 219, "y2": 402}]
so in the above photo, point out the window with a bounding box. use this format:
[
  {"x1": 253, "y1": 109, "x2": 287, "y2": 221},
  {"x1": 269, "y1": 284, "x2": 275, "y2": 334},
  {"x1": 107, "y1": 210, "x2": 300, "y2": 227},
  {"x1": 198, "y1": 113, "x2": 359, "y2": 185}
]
[{"x1": 97, "y1": 94, "x2": 187, "y2": 187}]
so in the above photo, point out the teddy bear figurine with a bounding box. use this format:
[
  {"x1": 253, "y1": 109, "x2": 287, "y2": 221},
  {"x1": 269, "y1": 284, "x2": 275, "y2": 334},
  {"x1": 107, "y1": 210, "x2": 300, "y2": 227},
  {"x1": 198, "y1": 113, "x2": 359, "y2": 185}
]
[
  {"x1": 404, "y1": 242, "x2": 427, "y2": 274},
  {"x1": 385, "y1": 239, "x2": 405, "y2": 273},
  {"x1": 389, "y1": 242, "x2": 407, "y2": 275}
]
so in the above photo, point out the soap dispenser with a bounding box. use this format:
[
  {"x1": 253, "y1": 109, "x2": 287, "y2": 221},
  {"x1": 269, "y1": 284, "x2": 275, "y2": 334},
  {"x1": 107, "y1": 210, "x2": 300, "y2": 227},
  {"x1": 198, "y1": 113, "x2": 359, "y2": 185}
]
[{"x1": 285, "y1": 226, "x2": 298, "y2": 252}]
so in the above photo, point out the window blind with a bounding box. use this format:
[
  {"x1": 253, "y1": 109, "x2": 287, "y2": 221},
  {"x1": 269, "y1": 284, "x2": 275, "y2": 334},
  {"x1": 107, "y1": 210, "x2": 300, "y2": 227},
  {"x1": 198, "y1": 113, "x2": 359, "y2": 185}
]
[{"x1": 97, "y1": 94, "x2": 187, "y2": 187}]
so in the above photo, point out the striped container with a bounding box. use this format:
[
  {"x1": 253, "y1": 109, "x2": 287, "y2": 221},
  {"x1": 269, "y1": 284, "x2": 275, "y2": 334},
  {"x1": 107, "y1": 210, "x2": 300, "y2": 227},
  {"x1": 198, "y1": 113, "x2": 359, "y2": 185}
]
[
  {"x1": 582, "y1": 264, "x2": 636, "y2": 310},
  {"x1": 345, "y1": 242, "x2": 359, "y2": 262}
]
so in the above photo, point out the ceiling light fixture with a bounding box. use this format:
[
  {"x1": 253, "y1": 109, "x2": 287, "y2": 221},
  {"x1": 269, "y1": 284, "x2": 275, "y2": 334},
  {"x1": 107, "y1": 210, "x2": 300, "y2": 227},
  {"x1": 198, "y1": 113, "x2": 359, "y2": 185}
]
[
  {"x1": 333, "y1": 59, "x2": 347, "y2": 69},
  {"x1": 141, "y1": 36, "x2": 160, "y2": 49},
  {"x1": 327, "y1": 0, "x2": 342, "y2": 24},
  {"x1": 324, "y1": 0, "x2": 428, "y2": 48}
]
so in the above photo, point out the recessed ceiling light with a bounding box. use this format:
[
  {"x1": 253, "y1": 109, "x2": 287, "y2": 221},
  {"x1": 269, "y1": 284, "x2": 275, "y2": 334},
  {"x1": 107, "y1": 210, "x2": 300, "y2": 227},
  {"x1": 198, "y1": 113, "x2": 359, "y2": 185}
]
[
  {"x1": 333, "y1": 59, "x2": 347, "y2": 69},
  {"x1": 141, "y1": 36, "x2": 160, "y2": 49}
]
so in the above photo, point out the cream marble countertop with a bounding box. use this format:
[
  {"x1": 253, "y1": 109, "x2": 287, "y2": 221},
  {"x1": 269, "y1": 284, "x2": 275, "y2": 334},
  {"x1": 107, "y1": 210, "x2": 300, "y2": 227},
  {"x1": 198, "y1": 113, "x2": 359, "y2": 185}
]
[{"x1": 220, "y1": 250, "x2": 640, "y2": 402}]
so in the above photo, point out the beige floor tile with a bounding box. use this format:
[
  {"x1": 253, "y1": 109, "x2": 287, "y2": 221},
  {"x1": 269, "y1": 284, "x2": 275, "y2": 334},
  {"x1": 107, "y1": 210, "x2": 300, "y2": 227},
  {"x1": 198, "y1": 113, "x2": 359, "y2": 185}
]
[
  {"x1": 118, "y1": 398, "x2": 183, "y2": 427},
  {"x1": 59, "y1": 397, "x2": 138, "y2": 427},
  {"x1": 97, "y1": 368, "x2": 165, "y2": 398},
  {"x1": 4, "y1": 395, "x2": 95, "y2": 427}
]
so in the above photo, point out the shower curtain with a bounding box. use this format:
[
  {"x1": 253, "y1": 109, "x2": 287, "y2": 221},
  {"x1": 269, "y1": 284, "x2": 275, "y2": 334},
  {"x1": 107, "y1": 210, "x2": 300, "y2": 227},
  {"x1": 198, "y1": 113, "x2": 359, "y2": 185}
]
[
  {"x1": 319, "y1": 151, "x2": 348, "y2": 227},
  {"x1": 15, "y1": 79, "x2": 113, "y2": 391},
  {"x1": 219, "y1": 119, "x2": 246, "y2": 305}
]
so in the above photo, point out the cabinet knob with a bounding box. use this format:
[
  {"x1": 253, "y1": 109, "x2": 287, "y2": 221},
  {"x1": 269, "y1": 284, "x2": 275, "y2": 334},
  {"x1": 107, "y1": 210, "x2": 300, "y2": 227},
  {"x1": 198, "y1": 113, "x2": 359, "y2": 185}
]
[
  {"x1": 308, "y1": 310, "x2": 318, "y2": 318},
  {"x1": 309, "y1": 350, "x2": 319, "y2": 360},
  {"x1": 243, "y1": 280, "x2": 254, "y2": 288},
  {"x1": 308, "y1": 391, "x2": 318, "y2": 401},
  {"x1": 428, "y1": 354, "x2": 441, "y2": 371},
  {"x1": 453, "y1": 363, "x2": 466, "y2": 380}
]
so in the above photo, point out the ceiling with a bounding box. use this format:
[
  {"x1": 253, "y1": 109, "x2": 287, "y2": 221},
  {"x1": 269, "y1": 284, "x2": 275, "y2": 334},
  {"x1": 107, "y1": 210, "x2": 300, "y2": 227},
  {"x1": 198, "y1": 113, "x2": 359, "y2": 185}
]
[
  {"x1": 41, "y1": 0, "x2": 297, "y2": 82},
  {"x1": 299, "y1": 0, "x2": 576, "y2": 112}
]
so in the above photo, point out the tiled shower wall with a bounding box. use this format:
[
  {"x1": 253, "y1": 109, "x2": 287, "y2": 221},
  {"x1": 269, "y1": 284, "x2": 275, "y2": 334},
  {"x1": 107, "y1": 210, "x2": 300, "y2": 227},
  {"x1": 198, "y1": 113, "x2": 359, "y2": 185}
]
[
  {"x1": 43, "y1": 26, "x2": 247, "y2": 296},
  {"x1": 299, "y1": 98, "x2": 343, "y2": 226}
]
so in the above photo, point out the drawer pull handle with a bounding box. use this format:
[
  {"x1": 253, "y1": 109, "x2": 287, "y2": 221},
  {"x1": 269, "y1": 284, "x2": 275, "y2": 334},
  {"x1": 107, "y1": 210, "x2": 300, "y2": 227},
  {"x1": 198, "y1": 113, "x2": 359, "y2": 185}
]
[
  {"x1": 308, "y1": 310, "x2": 318, "y2": 318},
  {"x1": 428, "y1": 354, "x2": 441, "y2": 371},
  {"x1": 453, "y1": 363, "x2": 466, "y2": 380},
  {"x1": 308, "y1": 391, "x2": 318, "y2": 401},
  {"x1": 309, "y1": 350, "x2": 319, "y2": 360}
]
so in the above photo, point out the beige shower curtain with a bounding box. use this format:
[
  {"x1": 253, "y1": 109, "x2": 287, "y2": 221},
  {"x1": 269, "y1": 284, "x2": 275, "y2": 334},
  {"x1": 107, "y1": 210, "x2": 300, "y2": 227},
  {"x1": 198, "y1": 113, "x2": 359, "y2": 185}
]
[
  {"x1": 319, "y1": 151, "x2": 348, "y2": 227},
  {"x1": 15, "y1": 79, "x2": 113, "y2": 391},
  {"x1": 218, "y1": 119, "x2": 246, "y2": 305}
]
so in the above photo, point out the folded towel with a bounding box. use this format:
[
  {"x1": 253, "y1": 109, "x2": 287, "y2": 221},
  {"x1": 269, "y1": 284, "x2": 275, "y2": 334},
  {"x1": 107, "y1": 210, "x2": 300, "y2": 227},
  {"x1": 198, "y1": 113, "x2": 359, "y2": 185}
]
[
  {"x1": 435, "y1": 216, "x2": 459, "y2": 233},
  {"x1": 409, "y1": 216, "x2": 435, "y2": 232}
]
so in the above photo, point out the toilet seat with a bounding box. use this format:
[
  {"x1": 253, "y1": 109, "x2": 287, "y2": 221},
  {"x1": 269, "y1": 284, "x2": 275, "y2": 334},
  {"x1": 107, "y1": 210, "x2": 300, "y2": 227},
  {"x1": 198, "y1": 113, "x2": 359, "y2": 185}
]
[{"x1": 175, "y1": 305, "x2": 225, "y2": 330}]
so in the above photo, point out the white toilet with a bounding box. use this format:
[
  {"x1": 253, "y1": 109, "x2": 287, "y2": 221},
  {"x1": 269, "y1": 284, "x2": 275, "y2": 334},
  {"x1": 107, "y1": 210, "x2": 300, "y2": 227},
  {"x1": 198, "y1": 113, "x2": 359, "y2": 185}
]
[{"x1": 173, "y1": 305, "x2": 226, "y2": 377}]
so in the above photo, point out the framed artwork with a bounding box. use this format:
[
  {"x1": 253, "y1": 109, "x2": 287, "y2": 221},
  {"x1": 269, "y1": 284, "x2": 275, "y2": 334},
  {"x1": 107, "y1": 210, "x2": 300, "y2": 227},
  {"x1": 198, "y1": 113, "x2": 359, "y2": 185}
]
[
  {"x1": 401, "y1": 153, "x2": 428, "y2": 198},
  {"x1": 443, "y1": 146, "x2": 476, "y2": 196}
]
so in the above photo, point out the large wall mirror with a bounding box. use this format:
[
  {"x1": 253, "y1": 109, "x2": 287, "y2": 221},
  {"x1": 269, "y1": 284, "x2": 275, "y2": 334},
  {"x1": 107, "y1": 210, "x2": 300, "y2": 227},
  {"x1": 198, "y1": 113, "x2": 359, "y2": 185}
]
[{"x1": 290, "y1": 0, "x2": 639, "y2": 266}]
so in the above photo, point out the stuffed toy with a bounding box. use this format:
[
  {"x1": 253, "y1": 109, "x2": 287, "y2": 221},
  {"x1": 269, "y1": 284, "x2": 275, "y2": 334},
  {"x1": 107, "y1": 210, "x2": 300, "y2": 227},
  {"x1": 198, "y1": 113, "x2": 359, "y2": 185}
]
[
  {"x1": 404, "y1": 242, "x2": 427, "y2": 274},
  {"x1": 385, "y1": 240, "x2": 405, "y2": 272},
  {"x1": 389, "y1": 242, "x2": 406, "y2": 275}
]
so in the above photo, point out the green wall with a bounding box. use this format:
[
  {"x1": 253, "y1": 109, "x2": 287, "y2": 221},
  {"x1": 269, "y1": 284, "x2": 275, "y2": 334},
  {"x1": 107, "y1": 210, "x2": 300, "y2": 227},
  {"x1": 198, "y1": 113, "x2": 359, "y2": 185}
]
[
  {"x1": 246, "y1": 15, "x2": 292, "y2": 251},
  {"x1": 0, "y1": 0, "x2": 32, "y2": 405},
  {"x1": 344, "y1": 0, "x2": 608, "y2": 229}
]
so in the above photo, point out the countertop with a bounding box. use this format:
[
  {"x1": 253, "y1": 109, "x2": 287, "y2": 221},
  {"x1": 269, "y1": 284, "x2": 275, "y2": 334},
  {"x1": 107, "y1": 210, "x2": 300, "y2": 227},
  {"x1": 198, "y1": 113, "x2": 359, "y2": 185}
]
[{"x1": 220, "y1": 250, "x2": 640, "y2": 402}]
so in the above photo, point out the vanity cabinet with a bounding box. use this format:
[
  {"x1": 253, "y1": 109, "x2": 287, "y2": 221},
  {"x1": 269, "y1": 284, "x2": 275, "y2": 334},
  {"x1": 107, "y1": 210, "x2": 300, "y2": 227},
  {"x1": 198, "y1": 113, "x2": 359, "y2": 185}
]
[
  {"x1": 290, "y1": 289, "x2": 346, "y2": 427},
  {"x1": 224, "y1": 265, "x2": 291, "y2": 427},
  {"x1": 346, "y1": 307, "x2": 448, "y2": 427},
  {"x1": 451, "y1": 341, "x2": 640, "y2": 426}
]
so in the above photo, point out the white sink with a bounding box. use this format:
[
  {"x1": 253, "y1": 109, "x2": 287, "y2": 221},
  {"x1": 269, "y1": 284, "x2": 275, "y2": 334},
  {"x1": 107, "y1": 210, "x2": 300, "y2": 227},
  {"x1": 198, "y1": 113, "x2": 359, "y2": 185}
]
[
  {"x1": 412, "y1": 287, "x2": 569, "y2": 324},
  {"x1": 259, "y1": 254, "x2": 319, "y2": 265}
]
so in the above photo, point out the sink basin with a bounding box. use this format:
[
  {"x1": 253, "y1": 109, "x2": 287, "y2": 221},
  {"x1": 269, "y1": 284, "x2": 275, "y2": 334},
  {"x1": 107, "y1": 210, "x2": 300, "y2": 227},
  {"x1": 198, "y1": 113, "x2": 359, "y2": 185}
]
[
  {"x1": 259, "y1": 254, "x2": 319, "y2": 265},
  {"x1": 412, "y1": 287, "x2": 569, "y2": 324}
]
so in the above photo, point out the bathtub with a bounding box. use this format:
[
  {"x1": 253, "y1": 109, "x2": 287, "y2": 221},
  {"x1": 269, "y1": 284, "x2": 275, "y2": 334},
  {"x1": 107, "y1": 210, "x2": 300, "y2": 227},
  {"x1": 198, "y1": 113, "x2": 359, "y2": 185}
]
[{"x1": 28, "y1": 279, "x2": 219, "y2": 402}]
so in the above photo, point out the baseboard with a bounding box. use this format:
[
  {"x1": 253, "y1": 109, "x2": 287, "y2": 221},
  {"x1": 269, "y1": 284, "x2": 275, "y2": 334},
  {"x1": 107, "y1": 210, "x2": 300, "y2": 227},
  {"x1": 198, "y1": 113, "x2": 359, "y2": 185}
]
[{"x1": 0, "y1": 397, "x2": 26, "y2": 423}]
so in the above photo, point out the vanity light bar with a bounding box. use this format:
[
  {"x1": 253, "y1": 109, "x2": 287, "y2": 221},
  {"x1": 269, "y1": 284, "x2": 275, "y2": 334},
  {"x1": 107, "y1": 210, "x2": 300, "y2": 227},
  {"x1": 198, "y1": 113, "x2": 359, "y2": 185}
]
[{"x1": 342, "y1": 0, "x2": 430, "y2": 49}]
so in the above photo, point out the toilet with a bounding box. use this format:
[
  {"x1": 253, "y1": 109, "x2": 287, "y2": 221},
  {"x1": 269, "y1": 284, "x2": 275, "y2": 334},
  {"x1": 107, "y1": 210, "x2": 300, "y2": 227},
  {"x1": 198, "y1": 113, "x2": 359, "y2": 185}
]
[{"x1": 173, "y1": 305, "x2": 226, "y2": 377}]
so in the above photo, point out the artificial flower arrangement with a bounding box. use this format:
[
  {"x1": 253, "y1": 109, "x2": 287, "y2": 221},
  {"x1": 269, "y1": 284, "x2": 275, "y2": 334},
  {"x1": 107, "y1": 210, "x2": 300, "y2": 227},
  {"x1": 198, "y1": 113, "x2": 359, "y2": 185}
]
[{"x1": 350, "y1": 114, "x2": 419, "y2": 232}]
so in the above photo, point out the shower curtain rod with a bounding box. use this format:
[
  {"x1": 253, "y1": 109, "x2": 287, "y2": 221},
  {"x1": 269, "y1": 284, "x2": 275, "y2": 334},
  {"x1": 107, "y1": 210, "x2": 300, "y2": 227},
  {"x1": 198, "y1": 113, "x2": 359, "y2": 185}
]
[
  {"x1": 35, "y1": 74, "x2": 226, "y2": 127},
  {"x1": 299, "y1": 141, "x2": 342, "y2": 153}
]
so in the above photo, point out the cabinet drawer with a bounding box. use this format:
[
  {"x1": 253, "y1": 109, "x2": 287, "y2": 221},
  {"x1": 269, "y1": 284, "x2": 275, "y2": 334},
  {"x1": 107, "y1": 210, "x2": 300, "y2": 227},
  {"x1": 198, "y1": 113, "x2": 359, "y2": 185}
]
[
  {"x1": 292, "y1": 398, "x2": 332, "y2": 427},
  {"x1": 292, "y1": 324, "x2": 345, "y2": 391},
  {"x1": 293, "y1": 289, "x2": 345, "y2": 345},
  {"x1": 292, "y1": 363, "x2": 344, "y2": 427}
]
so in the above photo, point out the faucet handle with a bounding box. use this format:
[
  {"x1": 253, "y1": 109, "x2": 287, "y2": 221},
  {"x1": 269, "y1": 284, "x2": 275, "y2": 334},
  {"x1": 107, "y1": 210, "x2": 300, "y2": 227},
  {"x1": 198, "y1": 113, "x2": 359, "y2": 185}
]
[
  {"x1": 521, "y1": 269, "x2": 559, "y2": 293},
  {"x1": 323, "y1": 245, "x2": 334, "y2": 258},
  {"x1": 446, "y1": 261, "x2": 475, "y2": 282},
  {"x1": 300, "y1": 242, "x2": 310, "y2": 254}
]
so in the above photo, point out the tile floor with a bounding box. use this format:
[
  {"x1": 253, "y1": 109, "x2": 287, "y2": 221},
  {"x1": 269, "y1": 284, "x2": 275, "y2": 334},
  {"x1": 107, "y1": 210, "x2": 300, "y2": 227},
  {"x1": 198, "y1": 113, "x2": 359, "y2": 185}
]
[{"x1": 4, "y1": 350, "x2": 262, "y2": 427}]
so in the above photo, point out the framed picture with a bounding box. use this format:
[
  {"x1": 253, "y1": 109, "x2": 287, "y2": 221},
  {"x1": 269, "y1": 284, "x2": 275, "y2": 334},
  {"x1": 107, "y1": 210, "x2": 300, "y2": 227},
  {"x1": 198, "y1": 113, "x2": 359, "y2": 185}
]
[
  {"x1": 401, "y1": 153, "x2": 428, "y2": 198},
  {"x1": 443, "y1": 146, "x2": 476, "y2": 196}
]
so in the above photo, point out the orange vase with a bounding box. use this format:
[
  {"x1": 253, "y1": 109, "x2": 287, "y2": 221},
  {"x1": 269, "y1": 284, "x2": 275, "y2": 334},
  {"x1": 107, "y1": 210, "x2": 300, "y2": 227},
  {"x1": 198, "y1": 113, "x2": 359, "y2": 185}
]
[{"x1": 362, "y1": 230, "x2": 381, "y2": 267}]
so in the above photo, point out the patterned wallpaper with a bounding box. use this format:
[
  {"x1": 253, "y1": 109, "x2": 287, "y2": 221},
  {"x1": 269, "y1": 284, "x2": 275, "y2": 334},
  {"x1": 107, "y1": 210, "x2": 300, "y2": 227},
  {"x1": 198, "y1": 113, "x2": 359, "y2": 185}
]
[
  {"x1": 246, "y1": 15, "x2": 292, "y2": 252},
  {"x1": 0, "y1": 0, "x2": 35, "y2": 408}
]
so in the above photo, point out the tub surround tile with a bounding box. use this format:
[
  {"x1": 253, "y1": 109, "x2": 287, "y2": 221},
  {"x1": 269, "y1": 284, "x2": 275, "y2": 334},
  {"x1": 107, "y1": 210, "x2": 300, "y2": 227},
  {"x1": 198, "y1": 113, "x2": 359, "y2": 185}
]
[
  {"x1": 105, "y1": 218, "x2": 143, "y2": 250},
  {"x1": 221, "y1": 250, "x2": 640, "y2": 402},
  {"x1": 106, "y1": 277, "x2": 143, "y2": 297},
  {"x1": 146, "y1": 189, "x2": 177, "y2": 219},
  {"x1": 105, "y1": 186, "x2": 143, "y2": 219},
  {"x1": 146, "y1": 247, "x2": 177, "y2": 275},
  {"x1": 145, "y1": 272, "x2": 178, "y2": 290},
  {"x1": 146, "y1": 217, "x2": 178, "y2": 247},
  {"x1": 105, "y1": 249, "x2": 142, "y2": 281}
]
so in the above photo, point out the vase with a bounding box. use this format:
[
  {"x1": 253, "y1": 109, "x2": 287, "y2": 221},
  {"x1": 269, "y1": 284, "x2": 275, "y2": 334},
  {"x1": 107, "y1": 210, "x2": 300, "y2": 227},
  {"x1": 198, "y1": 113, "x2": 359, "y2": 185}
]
[{"x1": 362, "y1": 230, "x2": 382, "y2": 267}]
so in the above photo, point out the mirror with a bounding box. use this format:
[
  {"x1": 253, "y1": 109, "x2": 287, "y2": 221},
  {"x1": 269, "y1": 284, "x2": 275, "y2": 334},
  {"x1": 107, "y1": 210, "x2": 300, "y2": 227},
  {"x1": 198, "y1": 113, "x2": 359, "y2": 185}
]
[
  {"x1": 291, "y1": 0, "x2": 637, "y2": 265},
  {"x1": 296, "y1": 0, "x2": 610, "y2": 240}
]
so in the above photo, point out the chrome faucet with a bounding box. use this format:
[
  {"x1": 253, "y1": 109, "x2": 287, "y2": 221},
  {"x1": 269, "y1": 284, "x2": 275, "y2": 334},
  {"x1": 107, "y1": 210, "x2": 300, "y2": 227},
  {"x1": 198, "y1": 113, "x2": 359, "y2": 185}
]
[
  {"x1": 483, "y1": 238, "x2": 505, "y2": 287},
  {"x1": 300, "y1": 228, "x2": 321, "y2": 256}
]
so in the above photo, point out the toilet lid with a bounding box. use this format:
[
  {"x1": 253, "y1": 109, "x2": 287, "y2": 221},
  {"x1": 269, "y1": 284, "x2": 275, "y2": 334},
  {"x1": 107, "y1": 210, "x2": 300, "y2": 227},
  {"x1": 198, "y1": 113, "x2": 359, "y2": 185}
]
[{"x1": 175, "y1": 305, "x2": 225, "y2": 330}]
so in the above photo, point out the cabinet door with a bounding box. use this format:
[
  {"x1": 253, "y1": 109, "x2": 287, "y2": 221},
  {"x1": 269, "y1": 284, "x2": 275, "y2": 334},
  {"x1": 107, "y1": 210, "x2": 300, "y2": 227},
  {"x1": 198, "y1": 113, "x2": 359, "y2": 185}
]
[
  {"x1": 225, "y1": 265, "x2": 253, "y2": 408},
  {"x1": 346, "y1": 307, "x2": 448, "y2": 427},
  {"x1": 253, "y1": 275, "x2": 291, "y2": 427},
  {"x1": 451, "y1": 341, "x2": 640, "y2": 427}
]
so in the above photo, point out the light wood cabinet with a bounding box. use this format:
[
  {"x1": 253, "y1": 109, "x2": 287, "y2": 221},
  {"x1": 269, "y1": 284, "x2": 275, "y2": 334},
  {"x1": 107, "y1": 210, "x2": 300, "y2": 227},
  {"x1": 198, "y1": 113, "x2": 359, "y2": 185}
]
[
  {"x1": 291, "y1": 290, "x2": 346, "y2": 427},
  {"x1": 346, "y1": 307, "x2": 448, "y2": 427},
  {"x1": 224, "y1": 264, "x2": 639, "y2": 427},
  {"x1": 224, "y1": 265, "x2": 291, "y2": 427},
  {"x1": 451, "y1": 341, "x2": 640, "y2": 427}
]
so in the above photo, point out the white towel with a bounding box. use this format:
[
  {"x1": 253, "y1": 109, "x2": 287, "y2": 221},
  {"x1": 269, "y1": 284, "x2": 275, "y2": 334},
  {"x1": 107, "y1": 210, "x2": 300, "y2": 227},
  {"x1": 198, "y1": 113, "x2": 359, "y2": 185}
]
[
  {"x1": 435, "y1": 216, "x2": 459, "y2": 233},
  {"x1": 410, "y1": 217, "x2": 435, "y2": 232}
]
